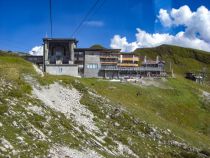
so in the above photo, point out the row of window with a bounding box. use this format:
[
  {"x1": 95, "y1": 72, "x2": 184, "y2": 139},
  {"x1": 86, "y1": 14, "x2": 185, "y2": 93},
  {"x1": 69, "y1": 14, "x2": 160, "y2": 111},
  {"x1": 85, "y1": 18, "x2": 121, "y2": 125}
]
[{"x1": 87, "y1": 64, "x2": 98, "y2": 69}]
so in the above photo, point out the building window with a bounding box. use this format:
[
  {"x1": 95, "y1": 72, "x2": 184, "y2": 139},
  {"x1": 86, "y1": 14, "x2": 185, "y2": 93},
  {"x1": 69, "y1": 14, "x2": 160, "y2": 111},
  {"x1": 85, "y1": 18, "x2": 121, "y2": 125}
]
[{"x1": 87, "y1": 64, "x2": 98, "y2": 69}]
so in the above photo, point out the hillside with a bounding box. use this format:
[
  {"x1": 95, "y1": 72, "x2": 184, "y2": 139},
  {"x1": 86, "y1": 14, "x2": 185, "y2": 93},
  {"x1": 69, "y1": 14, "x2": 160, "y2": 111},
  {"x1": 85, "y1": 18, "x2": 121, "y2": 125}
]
[
  {"x1": 134, "y1": 45, "x2": 210, "y2": 81},
  {"x1": 0, "y1": 51, "x2": 210, "y2": 157},
  {"x1": 90, "y1": 44, "x2": 105, "y2": 49}
]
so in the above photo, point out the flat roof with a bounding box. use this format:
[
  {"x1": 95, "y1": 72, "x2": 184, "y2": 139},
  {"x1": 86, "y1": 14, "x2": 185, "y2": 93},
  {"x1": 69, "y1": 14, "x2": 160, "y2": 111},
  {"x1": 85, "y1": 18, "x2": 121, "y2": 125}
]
[
  {"x1": 43, "y1": 38, "x2": 78, "y2": 43},
  {"x1": 74, "y1": 48, "x2": 121, "y2": 52},
  {"x1": 24, "y1": 55, "x2": 43, "y2": 57}
]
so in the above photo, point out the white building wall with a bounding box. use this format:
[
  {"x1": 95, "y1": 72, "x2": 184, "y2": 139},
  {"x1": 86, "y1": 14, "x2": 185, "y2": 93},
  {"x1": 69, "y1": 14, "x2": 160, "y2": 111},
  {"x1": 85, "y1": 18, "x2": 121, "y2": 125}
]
[{"x1": 45, "y1": 65, "x2": 78, "y2": 77}]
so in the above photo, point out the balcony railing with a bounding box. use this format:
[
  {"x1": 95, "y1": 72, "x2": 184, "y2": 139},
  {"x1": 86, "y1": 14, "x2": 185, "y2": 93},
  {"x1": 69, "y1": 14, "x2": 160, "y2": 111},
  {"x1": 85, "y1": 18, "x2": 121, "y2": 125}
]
[
  {"x1": 117, "y1": 63, "x2": 139, "y2": 67},
  {"x1": 101, "y1": 61, "x2": 118, "y2": 64},
  {"x1": 100, "y1": 56, "x2": 119, "y2": 59},
  {"x1": 100, "y1": 66, "x2": 163, "y2": 71},
  {"x1": 119, "y1": 57, "x2": 139, "y2": 61}
]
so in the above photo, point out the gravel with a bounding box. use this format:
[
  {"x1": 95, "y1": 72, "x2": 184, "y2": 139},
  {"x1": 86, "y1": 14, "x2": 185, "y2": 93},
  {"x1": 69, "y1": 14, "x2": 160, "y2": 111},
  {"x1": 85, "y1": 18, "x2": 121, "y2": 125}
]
[{"x1": 32, "y1": 82, "x2": 99, "y2": 133}]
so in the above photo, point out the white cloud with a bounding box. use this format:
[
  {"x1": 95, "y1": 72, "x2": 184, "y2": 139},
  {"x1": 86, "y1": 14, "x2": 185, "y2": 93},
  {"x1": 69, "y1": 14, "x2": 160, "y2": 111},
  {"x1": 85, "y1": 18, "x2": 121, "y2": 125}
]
[
  {"x1": 83, "y1": 20, "x2": 104, "y2": 27},
  {"x1": 159, "y1": 5, "x2": 193, "y2": 27},
  {"x1": 110, "y1": 35, "x2": 138, "y2": 52},
  {"x1": 110, "y1": 5, "x2": 210, "y2": 52},
  {"x1": 158, "y1": 5, "x2": 210, "y2": 42},
  {"x1": 170, "y1": 5, "x2": 192, "y2": 26},
  {"x1": 158, "y1": 9, "x2": 172, "y2": 27},
  {"x1": 29, "y1": 46, "x2": 43, "y2": 56}
]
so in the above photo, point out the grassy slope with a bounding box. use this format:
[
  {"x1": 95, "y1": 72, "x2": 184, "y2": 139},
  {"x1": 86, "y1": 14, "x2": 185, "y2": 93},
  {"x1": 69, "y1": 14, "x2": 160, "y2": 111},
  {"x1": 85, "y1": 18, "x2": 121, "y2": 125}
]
[
  {"x1": 0, "y1": 54, "x2": 84, "y2": 157},
  {"x1": 81, "y1": 45, "x2": 210, "y2": 152},
  {"x1": 1, "y1": 50, "x2": 210, "y2": 157},
  {"x1": 134, "y1": 45, "x2": 210, "y2": 81}
]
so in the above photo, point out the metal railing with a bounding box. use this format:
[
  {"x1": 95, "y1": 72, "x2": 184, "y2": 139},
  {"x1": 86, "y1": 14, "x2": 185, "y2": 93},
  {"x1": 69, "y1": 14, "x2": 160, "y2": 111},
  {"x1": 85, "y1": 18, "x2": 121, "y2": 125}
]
[{"x1": 100, "y1": 66, "x2": 163, "y2": 71}]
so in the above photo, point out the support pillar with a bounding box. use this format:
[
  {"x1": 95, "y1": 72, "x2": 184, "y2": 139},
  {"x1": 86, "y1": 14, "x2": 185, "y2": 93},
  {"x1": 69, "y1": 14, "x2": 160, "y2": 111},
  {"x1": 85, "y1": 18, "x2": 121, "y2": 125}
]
[
  {"x1": 117, "y1": 71, "x2": 120, "y2": 79},
  {"x1": 43, "y1": 41, "x2": 49, "y2": 73},
  {"x1": 69, "y1": 42, "x2": 75, "y2": 64}
]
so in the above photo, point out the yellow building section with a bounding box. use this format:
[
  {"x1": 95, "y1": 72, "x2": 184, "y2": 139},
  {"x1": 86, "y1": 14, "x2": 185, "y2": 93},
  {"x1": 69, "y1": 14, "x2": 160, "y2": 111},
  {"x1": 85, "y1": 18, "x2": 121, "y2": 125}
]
[
  {"x1": 117, "y1": 63, "x2": 139, "y2": 67},
  {"x1": 120, "y1": 57, "x2": 139, "y2": 61}
]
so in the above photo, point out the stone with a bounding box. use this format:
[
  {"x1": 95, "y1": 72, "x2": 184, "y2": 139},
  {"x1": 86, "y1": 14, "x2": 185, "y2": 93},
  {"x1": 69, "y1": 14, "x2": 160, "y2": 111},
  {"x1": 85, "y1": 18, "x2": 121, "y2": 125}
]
[
  {"x1": 16, "y1": 137, "x2": 24, "y2": 144},
  {"x1": 0, "y1": 138, "x2": 13, "y2": 150},
  {"x1": 12, "y1": 150, "x2": 18, "y2": 156},
  {"x1": 133, "y1": 118, "x2": 140, "y2": 124},
  {"x1": 0, "y1": 146, "x2": 7, "y2": 152},
  {"x1": 105, "y1": 115, "x2": 110, "y2": 119},
  {"x1": 12, "y1": 121, "x2": 18, "y2": 127},
  {"x1": 110, "y1": 108, "x2": 121, "y2": 119},
  {"x1": 114, "y1": 122, "x2": 120, "y2": 127}
]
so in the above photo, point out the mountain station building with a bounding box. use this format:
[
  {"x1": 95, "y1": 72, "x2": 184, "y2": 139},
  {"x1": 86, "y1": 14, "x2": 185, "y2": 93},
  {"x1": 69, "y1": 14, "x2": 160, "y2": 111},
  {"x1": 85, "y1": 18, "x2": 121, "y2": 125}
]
[{"x1": 24, "y1": 38, "x2": 166, "y2": 78}]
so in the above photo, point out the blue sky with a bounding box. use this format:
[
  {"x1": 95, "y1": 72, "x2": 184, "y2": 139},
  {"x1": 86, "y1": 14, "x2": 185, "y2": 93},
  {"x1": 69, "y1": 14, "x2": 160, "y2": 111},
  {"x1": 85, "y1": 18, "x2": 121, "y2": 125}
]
[{"x1": 0, "y1": 0, "x2": 210, "y2": 53}]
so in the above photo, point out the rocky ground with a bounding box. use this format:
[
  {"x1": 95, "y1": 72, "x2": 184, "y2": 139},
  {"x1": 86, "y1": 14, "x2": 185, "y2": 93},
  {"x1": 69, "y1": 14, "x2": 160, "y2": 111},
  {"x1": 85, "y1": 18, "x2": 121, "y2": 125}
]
[{"x1": 25, "y1": 75, "x2": 138, "y2": 158}]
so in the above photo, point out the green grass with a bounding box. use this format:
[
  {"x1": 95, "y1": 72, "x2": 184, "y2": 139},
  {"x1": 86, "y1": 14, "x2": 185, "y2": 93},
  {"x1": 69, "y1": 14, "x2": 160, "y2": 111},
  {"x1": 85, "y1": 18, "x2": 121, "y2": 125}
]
[
  {"x1": 0, "y1": 104, "x2": 9, "y2": 115},
  {"x1": 80, "y1": 77, "x2": 210, "y2": 150}
]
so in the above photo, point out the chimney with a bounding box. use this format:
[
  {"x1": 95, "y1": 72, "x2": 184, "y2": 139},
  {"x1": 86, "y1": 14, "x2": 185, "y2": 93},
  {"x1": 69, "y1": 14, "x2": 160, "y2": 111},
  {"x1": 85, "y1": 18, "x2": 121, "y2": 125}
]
[{"x1": 156, "y1": 56, "x2": 159, "y2": 63}]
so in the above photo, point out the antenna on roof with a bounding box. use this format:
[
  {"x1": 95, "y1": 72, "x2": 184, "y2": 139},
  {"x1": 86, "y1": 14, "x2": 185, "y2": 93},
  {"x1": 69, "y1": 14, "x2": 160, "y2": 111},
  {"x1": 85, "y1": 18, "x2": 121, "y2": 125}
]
[{"x1": 45, "y1": 32, "x2": 48, "y2": 38}]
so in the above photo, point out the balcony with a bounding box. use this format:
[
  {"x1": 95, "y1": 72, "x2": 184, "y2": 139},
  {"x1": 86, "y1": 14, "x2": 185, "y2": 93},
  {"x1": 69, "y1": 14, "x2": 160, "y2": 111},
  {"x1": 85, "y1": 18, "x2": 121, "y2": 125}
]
[
  {"x1": 119, "y1": 57, "x2": 139, "y2": 61},
  {"x1": 100, "y1": 56, "x2": 119, "y2": 59},
  {"x1": 117, "y1": 63, "x2": 139, "y2": 67},
  {"x1": 101, "y1": 61, "x2": 118, "y2": 65},
  {"x1": 100, "y1": 66, "x2": 163, "y2": 71}
]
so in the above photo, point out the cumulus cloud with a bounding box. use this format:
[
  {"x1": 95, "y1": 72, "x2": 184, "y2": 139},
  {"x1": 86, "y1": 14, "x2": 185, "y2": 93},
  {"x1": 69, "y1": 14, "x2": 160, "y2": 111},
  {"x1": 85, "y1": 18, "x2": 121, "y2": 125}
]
[
  {"x1": 159, "y1": 5, "x2": 193, "y2": 27},
  {"x1": 110, "y1": 5, "x2": 210, "y2": 52},
  {"x1": 110, "y1": 35, "x2": 138, "y2": 52},
  {"x1": 83, "y1": 20, "x2": 104, "y2": 27},
  {"x1": 158, "y1": 5, "x2": 210, "y2": 42},
  {"x1": 29, "y1": 46, "x2": 43, "y2": 56},
  {"x1": 158, "y1": 9, "x2": 172, "y2": 27}
]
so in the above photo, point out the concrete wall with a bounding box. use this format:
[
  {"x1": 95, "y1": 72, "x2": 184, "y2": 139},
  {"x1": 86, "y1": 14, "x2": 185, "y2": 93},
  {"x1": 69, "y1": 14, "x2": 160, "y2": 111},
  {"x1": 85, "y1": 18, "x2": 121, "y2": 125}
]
[
  {"x1": 84, "y1": 52, "x2": 101, "y2": 78},
  {"x1": 45, "y1": 65, "x2": 78, "y2": 77}
]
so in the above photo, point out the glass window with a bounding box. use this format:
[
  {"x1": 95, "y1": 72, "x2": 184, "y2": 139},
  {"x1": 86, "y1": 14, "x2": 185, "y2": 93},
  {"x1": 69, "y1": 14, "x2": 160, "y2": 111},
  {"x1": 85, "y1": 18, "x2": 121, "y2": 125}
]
[{"x1": 87, "y1": 64, "x2": 98, "y2": 69}]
